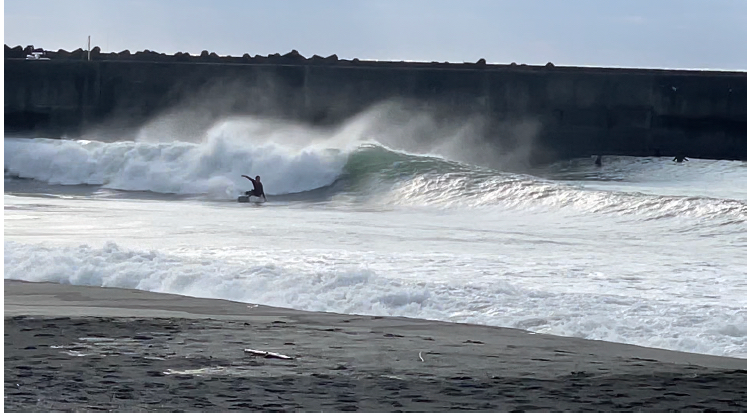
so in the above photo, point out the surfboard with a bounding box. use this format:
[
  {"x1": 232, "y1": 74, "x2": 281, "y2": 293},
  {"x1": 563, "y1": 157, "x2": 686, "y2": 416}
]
[{"x1": 238, "y1": 195, "x2": 264, "y2": 203}]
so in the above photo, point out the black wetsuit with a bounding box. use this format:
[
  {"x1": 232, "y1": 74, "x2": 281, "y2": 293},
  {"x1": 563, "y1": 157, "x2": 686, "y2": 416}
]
[{"x1": 246, "y1": 179, "x2": 265, "y2": 198}]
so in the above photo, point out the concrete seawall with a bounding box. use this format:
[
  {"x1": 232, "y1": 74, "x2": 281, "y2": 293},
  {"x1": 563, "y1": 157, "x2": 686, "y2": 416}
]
[{"x1": 4, "y1": 51, "x2": 746, "y2": 164}]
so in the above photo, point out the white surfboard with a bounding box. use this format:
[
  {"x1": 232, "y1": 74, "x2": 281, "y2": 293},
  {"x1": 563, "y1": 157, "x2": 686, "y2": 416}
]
[{"x1": 238, "y1": 195, "x2": 264, "y2": 203}]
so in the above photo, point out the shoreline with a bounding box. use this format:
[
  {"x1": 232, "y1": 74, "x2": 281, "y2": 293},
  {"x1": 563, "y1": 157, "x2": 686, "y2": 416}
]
[{"x1": 5, "y1": 280, "x2": 747, "y2": 412}]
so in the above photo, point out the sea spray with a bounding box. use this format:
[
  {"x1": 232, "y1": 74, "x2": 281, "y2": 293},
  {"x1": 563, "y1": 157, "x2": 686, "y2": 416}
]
[{"x1": 4, "y1": 134, "x2": 348, "y2": 197}]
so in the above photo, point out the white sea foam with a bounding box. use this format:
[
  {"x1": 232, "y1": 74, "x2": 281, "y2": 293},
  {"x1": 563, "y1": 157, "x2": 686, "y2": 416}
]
[
  {"x1": 4, "y1": 131, "x2": 349, "y2": 198},
  {"x1": 5, "y1": 240, "x2": 746, "y2": 359},
  {"x1": 4, "y1": 102, "x2": 747, "y2": 366},
  {"x1": 5, "y1": 137, "x2": 746, "y2": 234},
  {"x1": 381, "y1": 172, "x2": 747, "y2": 222}
]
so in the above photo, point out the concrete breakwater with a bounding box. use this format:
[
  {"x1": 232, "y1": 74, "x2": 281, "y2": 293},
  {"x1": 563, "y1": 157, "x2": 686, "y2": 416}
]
[{"x1": 4, "y1": 46, "x2": 746, "y2": 164}]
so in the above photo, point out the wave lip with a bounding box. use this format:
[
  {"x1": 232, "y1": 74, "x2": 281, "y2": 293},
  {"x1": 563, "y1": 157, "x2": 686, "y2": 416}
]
[{"x1": 336, "y1": 145, "x2": 747, "y2": 222}]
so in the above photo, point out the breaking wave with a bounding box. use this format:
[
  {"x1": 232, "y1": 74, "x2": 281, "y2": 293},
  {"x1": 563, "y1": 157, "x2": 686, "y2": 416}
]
[{"x1": 4, "y1": 136, "x2": 746, "y2": 222}]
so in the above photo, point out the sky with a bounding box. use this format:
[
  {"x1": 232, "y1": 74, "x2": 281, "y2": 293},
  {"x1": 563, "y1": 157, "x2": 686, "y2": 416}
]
[{"x1": 4, "y1": 0, "x2": 748, "y2": 70}]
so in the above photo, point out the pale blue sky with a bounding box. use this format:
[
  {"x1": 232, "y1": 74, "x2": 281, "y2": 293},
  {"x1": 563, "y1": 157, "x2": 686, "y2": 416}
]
[{"x1": 4, "y1": 0, "x2": 747, "y2": 70}]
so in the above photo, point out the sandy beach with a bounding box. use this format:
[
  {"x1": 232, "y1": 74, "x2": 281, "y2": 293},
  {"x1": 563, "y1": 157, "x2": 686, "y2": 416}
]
[{"x1": 4, "y1": 279, "x2": 746, "y2": 412}]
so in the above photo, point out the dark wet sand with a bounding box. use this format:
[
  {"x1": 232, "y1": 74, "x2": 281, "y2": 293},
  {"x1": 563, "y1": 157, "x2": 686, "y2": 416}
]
[{"x1": 4, "y1": 280, "x2": 747, "y2": 412}]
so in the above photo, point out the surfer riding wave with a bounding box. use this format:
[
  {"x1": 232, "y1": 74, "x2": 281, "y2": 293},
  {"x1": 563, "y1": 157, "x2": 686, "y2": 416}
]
[{"x1": 242, "y1": 175, "x2": 267, "y2": 202}]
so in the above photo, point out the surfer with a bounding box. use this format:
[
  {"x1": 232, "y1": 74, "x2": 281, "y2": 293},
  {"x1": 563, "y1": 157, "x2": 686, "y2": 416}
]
[
  {"x1": 594, "y1": 155, "x2": 602, "y2": 167},
  {"x1": 241, "y1": 175, "x2": 267, "y2": 202}
]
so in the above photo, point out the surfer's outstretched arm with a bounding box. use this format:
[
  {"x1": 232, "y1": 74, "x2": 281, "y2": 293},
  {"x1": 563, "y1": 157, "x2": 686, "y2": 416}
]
[{"x1": 241, "y1": 175, "x2": 256, "y2": 186}]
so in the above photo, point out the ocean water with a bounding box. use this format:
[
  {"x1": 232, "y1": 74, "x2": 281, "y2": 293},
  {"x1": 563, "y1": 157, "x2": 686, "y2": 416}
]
[{"x1": 3, "y1": 115, "x2": 747, "y2": 359}]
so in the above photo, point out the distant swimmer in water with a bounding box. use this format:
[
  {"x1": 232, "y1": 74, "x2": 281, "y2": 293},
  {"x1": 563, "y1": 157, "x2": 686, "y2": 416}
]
[
  {"x1": 241, "y1": 175, "x2": 267, "y2": 202},
  {"x1": 594, "y1": 155, "x2": 602, "y2": 167},
  {"x1": 673, "y1": 154, "x2": 688, "y2": 163}
]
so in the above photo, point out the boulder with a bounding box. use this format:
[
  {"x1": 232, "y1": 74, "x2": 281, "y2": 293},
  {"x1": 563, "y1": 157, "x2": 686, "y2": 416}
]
[
  {"x1": 280, "y1": 49, "x2": 306, "y2": 63},
  {"x1": 174, "y1": 52, "x2": 191, "y2": 62},
  {"x1": 89, "y1": 46, "x2": 101, "y2": 60},
  {"x1": 134, "y1": 49, "x2": 163, "y2": 61},
  {"x1": 49, "y1": 49, "x2": 69, "y2": 59},
  {"x1": 5, "y1": 45, "x2": 24, "y2": 59},
  {"x1": 70, "y1": 48, "x2": 86, "y2": 59}
]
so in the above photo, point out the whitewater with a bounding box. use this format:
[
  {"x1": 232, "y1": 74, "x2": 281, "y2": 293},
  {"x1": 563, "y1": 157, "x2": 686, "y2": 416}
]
[{"x1": 4, "y1": 115, "x2": 747, "y2": 359}]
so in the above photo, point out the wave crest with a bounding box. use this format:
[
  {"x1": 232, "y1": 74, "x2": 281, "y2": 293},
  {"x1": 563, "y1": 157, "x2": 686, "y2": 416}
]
[{"x1": 5, "y1": 136, "x2": 746, "y2": 222}]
